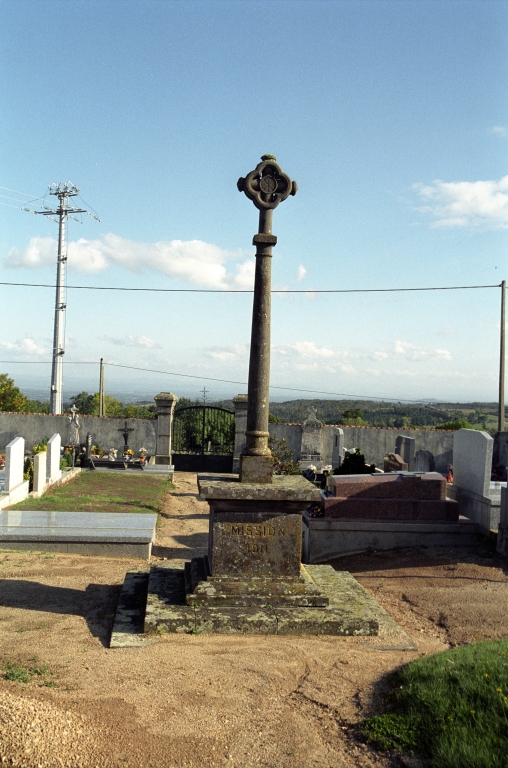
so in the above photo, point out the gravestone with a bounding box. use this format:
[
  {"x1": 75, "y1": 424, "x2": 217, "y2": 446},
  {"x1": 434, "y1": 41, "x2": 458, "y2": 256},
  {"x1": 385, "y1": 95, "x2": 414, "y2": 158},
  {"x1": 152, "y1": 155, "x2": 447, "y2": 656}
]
[
  {"x1": 33, "y1": 452, "x2": 47, "y2": 495},
  {"x1": 395, "y1": 436, "x2": 415, "y2": 471},
  {"x1": 5, "y1": 436, "x2": 24, "y2": 493},
  {"x1": 299, "y1": 409, "x2": 323, "y2": 469},
  {"x1": 331, "y1": 427, "x2": 344, "y2": 469},
  {"x1": 384, "y1": 453, "x2": 408, "y2": 472},
  {"x1": 46, "y1": 433, "x2": 62, "y2": 484},
  {"x1": 453, "y1": 429, "x2": 493, "y2": 497},
  {"x1": 414, "y1": 449, "x2": 435, "y2": 472}
]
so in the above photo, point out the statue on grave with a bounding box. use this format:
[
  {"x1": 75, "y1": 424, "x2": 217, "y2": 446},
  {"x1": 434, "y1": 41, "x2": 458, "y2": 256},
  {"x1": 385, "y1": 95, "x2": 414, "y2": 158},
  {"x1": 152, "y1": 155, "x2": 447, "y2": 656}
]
[{"x1": 67, "y1": 404, "x2": 80, "y2": 445}]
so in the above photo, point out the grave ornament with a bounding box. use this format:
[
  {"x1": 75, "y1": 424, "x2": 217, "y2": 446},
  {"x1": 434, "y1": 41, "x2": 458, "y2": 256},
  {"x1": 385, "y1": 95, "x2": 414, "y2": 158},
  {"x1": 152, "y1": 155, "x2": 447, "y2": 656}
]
[{"x1": 67, "y1": 405, "x2": 80, "y2": 445}]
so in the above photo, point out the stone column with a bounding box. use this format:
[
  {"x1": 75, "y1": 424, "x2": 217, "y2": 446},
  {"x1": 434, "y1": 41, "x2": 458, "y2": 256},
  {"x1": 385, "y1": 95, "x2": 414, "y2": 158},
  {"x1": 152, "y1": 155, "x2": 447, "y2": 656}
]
[
  {"x1": 154, "y1": 393, "x2": 178, "y2": 465},
  {"x1": 237, "y1": 154, "x2": 297, "y2": 483},
  {"x1": 232, "y1": 395, "x2": 248, "y2": 473}
]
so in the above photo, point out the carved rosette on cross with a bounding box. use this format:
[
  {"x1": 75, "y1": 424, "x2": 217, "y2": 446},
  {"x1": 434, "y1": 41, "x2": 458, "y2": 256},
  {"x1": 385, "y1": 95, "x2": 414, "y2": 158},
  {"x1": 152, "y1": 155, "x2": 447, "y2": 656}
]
[
  {"x1": 237, "y1": 154, "x2": 297, "y2": 210},
  {"x1": 237, "y1": 155, "x2": 297, "y2": 484}
]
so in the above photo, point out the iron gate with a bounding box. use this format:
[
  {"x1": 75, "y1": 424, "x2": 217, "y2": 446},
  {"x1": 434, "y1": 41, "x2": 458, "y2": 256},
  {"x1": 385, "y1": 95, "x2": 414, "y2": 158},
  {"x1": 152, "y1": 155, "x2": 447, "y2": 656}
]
[{"x1": 172, "y1": 405, "x2": 235, "y2": 473}]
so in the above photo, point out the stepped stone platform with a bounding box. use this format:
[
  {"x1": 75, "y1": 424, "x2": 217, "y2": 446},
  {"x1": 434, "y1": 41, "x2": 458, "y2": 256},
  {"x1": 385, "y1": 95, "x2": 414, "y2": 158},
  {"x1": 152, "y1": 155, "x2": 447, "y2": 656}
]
[{"x1": 0, "y1": 510, "x2": 157, "y2": 558}]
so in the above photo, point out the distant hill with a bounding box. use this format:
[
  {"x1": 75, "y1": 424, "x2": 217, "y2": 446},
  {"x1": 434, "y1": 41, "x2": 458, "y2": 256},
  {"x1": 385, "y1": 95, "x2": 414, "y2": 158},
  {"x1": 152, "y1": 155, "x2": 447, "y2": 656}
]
[{"x1": 213, "y1": 398, "x2": 502, "y2": 430}]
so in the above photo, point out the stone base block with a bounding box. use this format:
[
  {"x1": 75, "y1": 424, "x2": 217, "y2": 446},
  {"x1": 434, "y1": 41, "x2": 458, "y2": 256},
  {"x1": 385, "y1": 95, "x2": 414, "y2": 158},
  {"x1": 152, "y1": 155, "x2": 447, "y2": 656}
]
[
  {"x1": 143, "y1": 561, "x2": 381, "y2": 636},
  {"x1": 321, "y1": 496, "x2": 459, "y2": 521},
  {"x1": 303, "y1": 514, "x2": 479, "y2": 563},
  {"x1": 240, "y1": 455, "x2": 273, "y2": 484},
  {"x1": 185, "y1": 556, "x2": 329, "y2": 607},
  {"x1": 155, "y1": 455, "x2": 172, "y2": 465}
]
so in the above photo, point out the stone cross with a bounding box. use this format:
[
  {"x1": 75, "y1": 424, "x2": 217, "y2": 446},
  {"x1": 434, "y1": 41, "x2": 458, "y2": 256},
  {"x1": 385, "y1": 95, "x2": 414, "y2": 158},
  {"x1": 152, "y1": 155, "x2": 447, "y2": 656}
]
[
  {"x1": 237, "y1": 154, "x2": 297, "y2": 483},
  {"x1": 119, "y1": 420, "x2": 135, "y2": 453}
]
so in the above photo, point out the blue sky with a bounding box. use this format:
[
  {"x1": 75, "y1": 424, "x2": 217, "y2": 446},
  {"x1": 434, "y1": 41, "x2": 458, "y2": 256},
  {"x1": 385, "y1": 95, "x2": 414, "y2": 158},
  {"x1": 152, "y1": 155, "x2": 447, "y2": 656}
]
[{"x1": 1, "y1": 0, "x2": 507, "y2": 403}]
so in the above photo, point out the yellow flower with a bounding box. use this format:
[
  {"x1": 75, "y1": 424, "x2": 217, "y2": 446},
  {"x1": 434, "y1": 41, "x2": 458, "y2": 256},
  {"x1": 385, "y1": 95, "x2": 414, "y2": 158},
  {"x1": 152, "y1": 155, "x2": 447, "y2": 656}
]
[
  {"x1": 484, "y1": 673, "x2": 489, "y2": 677},
  {"x1": 497, "y1": 688, "x2": 502, "y2": 693},
  {"x1": 470, "y1": 710, "x2": 475, "y2": 714}
]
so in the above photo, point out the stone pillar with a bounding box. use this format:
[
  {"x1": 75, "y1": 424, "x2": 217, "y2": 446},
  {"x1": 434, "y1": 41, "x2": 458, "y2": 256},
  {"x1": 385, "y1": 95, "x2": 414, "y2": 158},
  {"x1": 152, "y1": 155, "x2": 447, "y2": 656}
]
[
  {"x1": 5, "y1": 436, "x2": 24, "y2": 492},
  {"x1": 33, "y1": 451, "x2": 47, "y2": 495},
  {"x1": 299, "y1": 409, "x2": 323, "y2": 469},
  {"x1": 331, "y1": 428, "x2": 344, "y2": 469},
  {"x1": 47, "y1": 433, "x2": 62, "y2": 484},
  {"x1": 237, "y1": 155, "x2": 297, "y2": 484},
  {"x1": 154, "y1": 393, "x2": 178, "y2": 465},
  {"x1": 232, "y1": 395, "x2": 248, "y2": 474},
  {"x1": 395, "y1": 436, "x2": 416, "y2": 471}
]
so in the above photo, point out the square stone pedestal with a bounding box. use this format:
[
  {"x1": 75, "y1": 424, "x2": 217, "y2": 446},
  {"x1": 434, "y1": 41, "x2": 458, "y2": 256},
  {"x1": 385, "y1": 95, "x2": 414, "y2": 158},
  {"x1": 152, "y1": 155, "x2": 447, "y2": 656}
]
[{"x1": 140, "y1": 474, "x2": 385, "y2": 636}]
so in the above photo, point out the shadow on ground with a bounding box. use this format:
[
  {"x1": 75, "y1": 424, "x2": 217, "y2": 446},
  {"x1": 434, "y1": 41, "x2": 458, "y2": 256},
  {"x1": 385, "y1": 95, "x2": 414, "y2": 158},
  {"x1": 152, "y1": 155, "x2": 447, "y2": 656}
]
[{"x1": 0, "y1": 579, "x2": 121, "y2": 647}]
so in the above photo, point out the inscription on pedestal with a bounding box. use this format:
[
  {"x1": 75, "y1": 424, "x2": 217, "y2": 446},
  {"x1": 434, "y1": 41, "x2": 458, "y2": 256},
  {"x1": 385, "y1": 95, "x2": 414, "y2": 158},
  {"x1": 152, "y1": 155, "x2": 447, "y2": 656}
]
[{"x1": 212, "y1": 513, "x2": 302, "y2": 579}]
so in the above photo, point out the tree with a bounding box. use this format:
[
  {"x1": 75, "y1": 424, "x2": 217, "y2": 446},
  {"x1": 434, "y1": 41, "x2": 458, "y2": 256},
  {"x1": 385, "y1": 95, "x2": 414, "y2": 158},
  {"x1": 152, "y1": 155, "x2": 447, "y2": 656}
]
[
  {"x1": 0, "y1": 373, "x2": 27, "y2": 412},
  {"x1": 70, "y1": 391, "x2": 96, "y2": 414},
  {"x1": 340, "y1": 408, "x2": 367, "y2": 426}
]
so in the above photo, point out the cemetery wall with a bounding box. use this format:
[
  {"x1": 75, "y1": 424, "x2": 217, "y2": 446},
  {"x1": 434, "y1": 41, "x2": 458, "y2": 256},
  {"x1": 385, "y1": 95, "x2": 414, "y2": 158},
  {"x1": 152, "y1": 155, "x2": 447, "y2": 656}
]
[
  {"x1": 0, "y1": 413, "x2": 156, "y2": 454},
  {"x1": 328, "y1": 426, "x2": 455, "y2": 472}
]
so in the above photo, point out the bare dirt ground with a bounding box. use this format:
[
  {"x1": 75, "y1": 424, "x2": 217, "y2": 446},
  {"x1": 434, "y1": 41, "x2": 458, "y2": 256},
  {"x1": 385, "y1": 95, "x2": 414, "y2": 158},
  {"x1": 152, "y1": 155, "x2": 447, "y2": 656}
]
[{"x1": 0, "y1": 471, "x2": 507, "y2": 768}]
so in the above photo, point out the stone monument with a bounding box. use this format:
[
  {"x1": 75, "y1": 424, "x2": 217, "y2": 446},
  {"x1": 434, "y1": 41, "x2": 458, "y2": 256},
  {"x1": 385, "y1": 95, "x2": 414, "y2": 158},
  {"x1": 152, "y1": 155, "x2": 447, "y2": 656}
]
[
  {"x1": 299, "y1": 409, "x2": 323, "y2": 469},
  {"x1": 67, "y1": 405, "x2": 80, "y2": 446},
  {"x1": 137, "y1": 157, "x2": 384, "y2": 637}
]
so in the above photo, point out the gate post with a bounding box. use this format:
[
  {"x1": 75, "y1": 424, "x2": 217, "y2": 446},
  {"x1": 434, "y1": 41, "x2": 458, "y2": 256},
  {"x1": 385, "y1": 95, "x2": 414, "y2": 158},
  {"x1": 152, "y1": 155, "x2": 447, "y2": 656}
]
[
  {"x1": 154, "y1": 392, "x2": 178, "y2": 465},
  {"x1": 232, "y1": 394, "x2": 248, "y2": 473}
]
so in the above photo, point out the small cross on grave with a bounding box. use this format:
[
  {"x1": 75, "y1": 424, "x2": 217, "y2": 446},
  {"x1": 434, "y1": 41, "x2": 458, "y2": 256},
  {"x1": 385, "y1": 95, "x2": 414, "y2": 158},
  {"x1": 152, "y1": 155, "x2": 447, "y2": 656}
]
[{"x1": 118, "y1": 420, "x2": 135, "y2": 454}]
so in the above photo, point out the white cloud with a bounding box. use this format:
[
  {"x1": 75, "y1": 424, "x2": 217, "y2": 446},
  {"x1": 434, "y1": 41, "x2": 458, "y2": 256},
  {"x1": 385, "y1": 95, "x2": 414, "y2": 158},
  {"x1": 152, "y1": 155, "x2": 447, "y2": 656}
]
[
  {"x1": 0, "y1": 336, "x2": 48, "y2": 356},
  {"x1": 413, "y1": 175, "x2": 508, "y2": 228},
  {"x1": 206, "y1": 344, "x2": 248, "y2": 361},
  {"x1": 288, "y1": 341, "x2": 334, "y2": 359},
  {"x1": 5, "y1": 234, "x2": 254, "y2": 290},
  {"x1": 393, "y1": 340, "x2": 452, "y2": 361},
  {"x1": 297, "y1": 264, "x2": 307, "y2": 281},
  {"x1": 490, "y1": 126, "x2": 507, "y2": 137},
  {"x1": 104, "y1": 335, "x2": 162, "y2": 349},
  {"x1": 371, "y1": 350, "x2": 389, "y2": 361}
]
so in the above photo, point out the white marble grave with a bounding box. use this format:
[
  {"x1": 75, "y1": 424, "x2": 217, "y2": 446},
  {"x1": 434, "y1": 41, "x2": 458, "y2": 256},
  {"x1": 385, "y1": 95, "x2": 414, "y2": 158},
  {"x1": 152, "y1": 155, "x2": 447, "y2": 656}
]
[
  {"x1": 47, "y1": 433, "x2": 62, "y2": 485},
  {"x1": 453, "y1": 429, "x2": 493, "y2": 497},
  {"x1": 33, "y1": 451, "x2": 47, "y2": 496}
]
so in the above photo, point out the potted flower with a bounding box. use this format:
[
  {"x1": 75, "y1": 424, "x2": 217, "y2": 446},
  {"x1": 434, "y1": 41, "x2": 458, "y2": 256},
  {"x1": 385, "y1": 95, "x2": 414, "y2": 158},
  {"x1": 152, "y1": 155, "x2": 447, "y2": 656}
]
[
  {"x1": 139, "y1": 447, "x2": 147, "y2": 466},
  {"x1": 124, "y1": 448, "x2": 134, "y2": 461}
]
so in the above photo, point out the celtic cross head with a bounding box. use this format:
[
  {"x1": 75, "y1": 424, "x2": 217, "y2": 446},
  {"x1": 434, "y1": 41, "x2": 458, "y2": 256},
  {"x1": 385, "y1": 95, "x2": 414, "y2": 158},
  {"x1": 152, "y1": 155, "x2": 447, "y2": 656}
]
[{"x1": 237, "y1": 154, "x2": 297, "y2": 210}]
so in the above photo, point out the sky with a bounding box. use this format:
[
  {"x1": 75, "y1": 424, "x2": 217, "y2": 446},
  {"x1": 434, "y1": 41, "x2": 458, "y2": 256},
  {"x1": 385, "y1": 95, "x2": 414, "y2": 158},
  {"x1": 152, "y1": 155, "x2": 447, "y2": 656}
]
[{"x1": 1, "y1": 0, "x2": 507, "y2": 404}]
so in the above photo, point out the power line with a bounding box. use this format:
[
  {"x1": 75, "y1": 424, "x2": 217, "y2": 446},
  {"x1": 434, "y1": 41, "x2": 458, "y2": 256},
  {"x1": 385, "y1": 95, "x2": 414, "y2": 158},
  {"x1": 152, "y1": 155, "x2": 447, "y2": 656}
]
[
  {"x1": 0, "y1": 358, "x2": 437, "y2": 403},
  {"x1": 0, "y1": 281, "x2": 501, "y2": 294},
  {"x1": 0, "y1": 185, "x2": 39, "y2": 198}
]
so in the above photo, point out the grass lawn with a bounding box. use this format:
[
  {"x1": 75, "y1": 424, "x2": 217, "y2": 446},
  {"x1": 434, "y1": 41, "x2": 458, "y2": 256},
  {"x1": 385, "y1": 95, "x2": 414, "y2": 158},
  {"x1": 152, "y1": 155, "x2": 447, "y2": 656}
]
[
  {"x1": 7, "y1": 471, "x2": 173, "y2": 514},
  {"x1": 361, "y1": 638, "x2": 508, "y2": 768}
]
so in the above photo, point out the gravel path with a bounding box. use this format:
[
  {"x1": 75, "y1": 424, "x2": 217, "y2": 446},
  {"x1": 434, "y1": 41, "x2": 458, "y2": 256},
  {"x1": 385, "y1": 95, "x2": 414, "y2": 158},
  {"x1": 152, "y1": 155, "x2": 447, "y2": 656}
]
[{"x1": 0, "y1": 472, "x2": 506, "y2": 767}]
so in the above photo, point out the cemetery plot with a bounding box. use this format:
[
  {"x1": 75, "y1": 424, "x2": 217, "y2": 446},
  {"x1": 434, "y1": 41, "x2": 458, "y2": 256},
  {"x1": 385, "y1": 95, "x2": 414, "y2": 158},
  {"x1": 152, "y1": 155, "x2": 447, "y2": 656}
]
[{"x1": 6, "y1": 472, "x2": 171, "y2": 515}]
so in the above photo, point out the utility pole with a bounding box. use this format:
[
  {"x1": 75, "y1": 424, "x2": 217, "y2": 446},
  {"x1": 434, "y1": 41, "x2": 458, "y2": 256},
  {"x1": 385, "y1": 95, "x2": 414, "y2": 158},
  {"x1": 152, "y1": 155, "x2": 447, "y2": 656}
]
[
  {"x1": 23, "y1": 182, "x2": 100, "y2": 414},
  {"x1": 499, "y1": 279, "x2": 506, "y2": 433},
  {"x1": 99, "y1": 358, "x2": 105, "y2": 417}
]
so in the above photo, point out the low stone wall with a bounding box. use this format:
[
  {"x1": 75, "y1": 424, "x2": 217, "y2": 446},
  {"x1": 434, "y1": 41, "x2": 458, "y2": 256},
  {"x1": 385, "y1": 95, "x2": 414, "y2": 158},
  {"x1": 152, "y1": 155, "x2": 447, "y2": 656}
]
[{"x1": 0, "y1": 413, "x2": 156, "y2": 455}]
